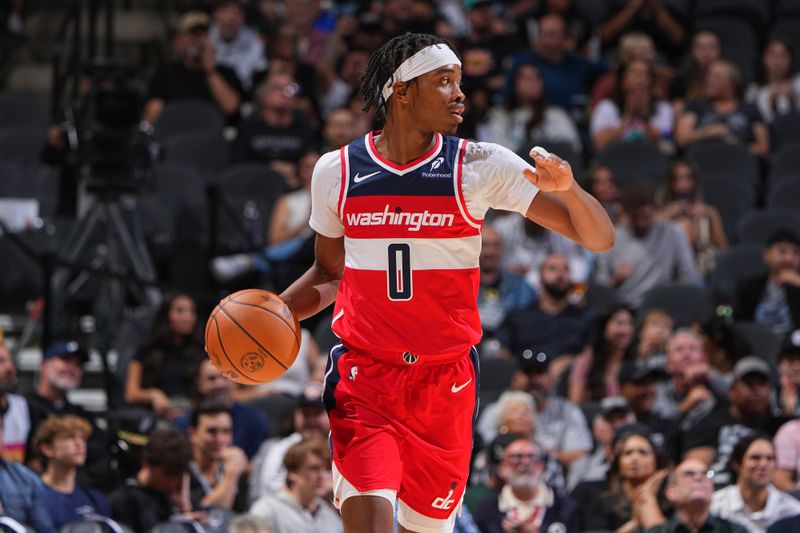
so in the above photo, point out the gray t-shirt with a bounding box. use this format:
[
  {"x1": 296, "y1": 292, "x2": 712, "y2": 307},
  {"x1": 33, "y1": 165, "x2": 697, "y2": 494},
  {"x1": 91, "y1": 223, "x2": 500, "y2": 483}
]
[
  {"x1": 250, "y1": 491, "x2": 343, "y2": 533},
  {"x1": 594, "y1": 221, "x2": 702, "y2": 308}
]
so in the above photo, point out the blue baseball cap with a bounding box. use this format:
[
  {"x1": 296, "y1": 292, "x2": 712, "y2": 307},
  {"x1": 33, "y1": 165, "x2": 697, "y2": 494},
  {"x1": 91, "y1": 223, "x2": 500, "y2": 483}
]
[{"x1": 43, "y1": 340, "x2": 89, "y2": 364}]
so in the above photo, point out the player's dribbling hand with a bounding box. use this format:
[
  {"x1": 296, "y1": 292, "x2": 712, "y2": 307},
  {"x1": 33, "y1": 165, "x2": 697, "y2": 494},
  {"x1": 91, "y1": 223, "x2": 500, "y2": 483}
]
[{"x1": 523, "y1": 146, "x2": 575, "y2": 192}]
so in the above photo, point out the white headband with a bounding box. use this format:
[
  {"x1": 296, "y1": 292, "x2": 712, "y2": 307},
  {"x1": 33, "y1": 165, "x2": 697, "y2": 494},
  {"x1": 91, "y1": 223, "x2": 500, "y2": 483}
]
[{"x1": 381, "y1": 44, "x2": 462, "y2": 101}]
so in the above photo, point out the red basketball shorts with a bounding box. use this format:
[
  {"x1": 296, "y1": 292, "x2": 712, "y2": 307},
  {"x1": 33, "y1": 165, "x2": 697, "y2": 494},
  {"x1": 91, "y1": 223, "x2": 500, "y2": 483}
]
[{"x1": 322, "y1": 344, "x2": 480, "y2": 533}]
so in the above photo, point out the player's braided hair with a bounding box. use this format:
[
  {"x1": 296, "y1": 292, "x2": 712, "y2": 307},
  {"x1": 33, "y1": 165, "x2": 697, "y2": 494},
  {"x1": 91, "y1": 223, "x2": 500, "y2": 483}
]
[{"x1": 360, "y1": 32, "x2": 453, "y2": 122}]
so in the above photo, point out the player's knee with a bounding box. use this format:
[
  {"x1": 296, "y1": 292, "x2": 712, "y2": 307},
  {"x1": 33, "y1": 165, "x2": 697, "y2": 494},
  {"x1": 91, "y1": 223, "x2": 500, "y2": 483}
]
[{"x1": 341, "y1": 495, "x2": 395, "y2": 533}]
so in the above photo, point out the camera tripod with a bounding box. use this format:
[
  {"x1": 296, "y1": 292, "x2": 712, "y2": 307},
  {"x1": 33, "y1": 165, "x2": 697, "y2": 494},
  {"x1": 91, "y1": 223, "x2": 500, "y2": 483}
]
[{"x1": 48, "y1": 190, "x2": 160, "y2": 359}]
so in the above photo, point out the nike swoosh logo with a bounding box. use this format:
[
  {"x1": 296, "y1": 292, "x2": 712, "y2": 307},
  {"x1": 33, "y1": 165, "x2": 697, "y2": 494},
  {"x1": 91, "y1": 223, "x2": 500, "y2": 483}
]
[
  {"x1": 451, "y1": 378, "x2": 472, "y2": 393},
  {"x1": 353, "y1": 171, "x2": 380, "y2": 183}
]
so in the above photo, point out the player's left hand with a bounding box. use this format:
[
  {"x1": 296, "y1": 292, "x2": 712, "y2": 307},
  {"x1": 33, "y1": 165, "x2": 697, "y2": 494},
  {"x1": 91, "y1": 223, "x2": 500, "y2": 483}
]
[{"x1": 523, "y1": 146, "x2": 575, "y2": 192}]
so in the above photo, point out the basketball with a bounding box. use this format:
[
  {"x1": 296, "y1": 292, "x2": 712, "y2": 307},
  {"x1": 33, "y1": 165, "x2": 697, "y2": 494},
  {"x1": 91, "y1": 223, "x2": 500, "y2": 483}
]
[{"x1": 204, "y1": 289, "x2": 301, "y2": 385}]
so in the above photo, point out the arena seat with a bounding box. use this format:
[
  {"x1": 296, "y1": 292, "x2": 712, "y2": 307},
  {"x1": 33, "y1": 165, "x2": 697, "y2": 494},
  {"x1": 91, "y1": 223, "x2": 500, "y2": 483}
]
[
  {"x1": 709, "y1": 244, "x2": 766, "y2": 303},
  {"x1": 737, "y1": 209, "x2": 800, "y2": 245}
]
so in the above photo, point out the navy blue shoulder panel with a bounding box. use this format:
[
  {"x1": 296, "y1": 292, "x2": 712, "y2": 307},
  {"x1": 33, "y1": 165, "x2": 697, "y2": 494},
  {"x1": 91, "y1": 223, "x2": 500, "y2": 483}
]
[{"x1": 345, "y1": 135, "x2": 463, "y2": 198}]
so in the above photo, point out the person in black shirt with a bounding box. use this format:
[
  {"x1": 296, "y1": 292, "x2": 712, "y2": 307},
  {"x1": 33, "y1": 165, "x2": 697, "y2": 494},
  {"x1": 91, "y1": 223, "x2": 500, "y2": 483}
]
[
  {"x1": 110, "y1": 428, "x2": 194, "y2": 533},
  {"x1": 683, "y1": 357, "x2": 788, "y2": 489},
  {"x1": 497, "y1": 253, "x2": 592, "y2": 377},
  {"x1": 143, "y1": 11, "x2": 243, "y2": 125},
  {"x1": 233, "y1": 72, "x2": 320, "y2": 166}
]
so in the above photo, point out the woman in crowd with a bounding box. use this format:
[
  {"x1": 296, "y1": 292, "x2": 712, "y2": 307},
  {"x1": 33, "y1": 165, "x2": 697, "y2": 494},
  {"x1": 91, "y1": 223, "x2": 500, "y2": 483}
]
[
  {"x1": 586, "y1": 164, "x2": 623, "y2": 224},
  {"x1": 591, "y1": 57, "x2": 674, "y2": 152},
  {"x1": 125, "y1": 293, "x2": 206, "y2": 418},
  {"x1": 572, "y1": 428, "x2": 669, "y2": 532},
  {"x1": 569, "y1": 306, "x2": 635, "y2": 403},
  {"x1": 635, "y1": 308, "x2": 673, "y2": 364},
  {"x1": 658, "y1": 160, "x2": 727, "y2": 275},
  {"x1": 670, "y1": 30, "x2": 722, "y2": 108},
  {"x1": 747, "y1": 37, "x2": 800, "y2": 123},
  {"x1": 675, "y1": 59, "x2": 769, "y2": 156},
  {"x1": 478, "y1": 63, "x2": 582, "y2": 155}
]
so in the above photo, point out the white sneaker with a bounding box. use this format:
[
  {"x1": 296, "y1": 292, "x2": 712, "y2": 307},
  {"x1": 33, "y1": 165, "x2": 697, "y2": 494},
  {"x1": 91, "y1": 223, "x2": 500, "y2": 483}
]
[{"x1": 211, "y1": 254, "x2": 254, "y2": 282}]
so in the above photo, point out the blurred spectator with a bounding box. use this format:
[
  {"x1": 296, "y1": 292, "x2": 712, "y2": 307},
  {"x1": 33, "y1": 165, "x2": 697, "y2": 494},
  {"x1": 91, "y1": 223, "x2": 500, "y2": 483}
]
[
  {"x1": 379, "y1": 0, "x2": 436, "y2": 38},
  {"x1": 635, "y1": 308, "x2": 673, "y2": 363},
  {"x1": 572, "y1": 428, "x2": 668, "y2": 532},
  {"x1": 496, "y1": 253, "x2": 592, "y2": 372},
  {"x1": 109, "y1": 428, "x2": 194, "y2": 532},
  {"x1": 478, "y1": 355, "x2": 592, "y2": 471},
  {"x1": 473, "y1": 437, "x2": 581, "y2": 533},
  {"x1": 174, "y1": 359, "x2": 269, "y2": 459},
  {"x1": 670, "y1": 31, "x2": 722, "y2": 105},
  {"x1": 456, "y1": 0, "x2": 521, "y2": 94},
  {"x1": 618, "y1": 359, "x2": 677, "y2": 458},
  {"x1": 566, "y1": 397, "x2": 637, "y2": 490},
  {"x1": 249, "y1": 382, "x2": 329, "y2": 500},
  {"x1": 125, "y1": 294, "x2": 206, "y2": 418},
  {"x1": 526, "y1": 0, "x2": 593, "y2": 52},
  {"x1": 492, "y1": 215, "x2": 593, "y2": 292},
  {"x1": 747, "y1": 38, "x2": 800, "y2": 124},
  {"x1": 777, "y1": 332, "x2": 800, "y2": 417},
  {"x1": 256, "y1": 24, "x2": 318, "y2": 115},
  {"x1": 675, "y1": 60, "x2": 769, "y2": 156},
  {"x1": 647, "y1": 458, "x2": 747, "y2": 533},
  {"x1": 569, "y1": 305, "x2": 635, "y2": 403},
  {"x1": 478, "y1": 63, "x2": 582, "y2": 154},
  {"x1": 249, "y1": 438, "x2": 341, "y2": 533},
  {"x1": 591, "y1": 32, "x2": 673, "y2": 108},
  {"x1": 0, "y1": 405, "x2": 56, "y2": 532},
  {"x1": 734, "y1": 229, "x2": 800, "y2": 335},
  {"x1": 188, "y1": 401, "x2": 249, "y2": 512},
  {"x1": 230, "y1": 513, "x2": 273, "y2": 533},
  {"x1": 601, "y1": 0, "x2": 686, "y2": 64},
  {"x1": 594, "y1": 184, "x2": 702, "y2": 308},
  {"x1": 213, "y1": 151, "x2": 318, "y2": 288},
  {"x1": 0, "y1": 342, "x2": 29, "y2": 463},
  {"x1": 653, "y1": 329, "x2": 724, "y2": 430},
  {"x1": 684, "y1": 357, "x2": 788, "y2": 489},
  {"x1": 33, "y1": 415, "x2": 111, "y2": 529},
  {"x1": 506, "y1": 13, "x2": 607, "y2": 110},
  {"x1": 699, "y1": 316, "x2": 751, "y2": 377},
  {"x1": 315, "y1": 17, "x2": 370, "y2": 118},
  {"x1": 233, "y1": 73, "x2": 320, "y2": 165},
  {"x1": 658, "y1": 160, "x2": 727, "y2": 275},
  {"x1": 477, "y1": 225, "x2": 536, "y2": 343},
  {"x1": 774, "y1": 411, "x2": 800, "y2": 491},
  {"x1": 487, "y1": 391, "x2": 536, "y2": 444},
  {"x1": 26, "y1": 340, "x2": 105, "y2": 470},
  {"x1": 586, "y1": 164, "x2": 623, "y2": 223},
  {"x1": 590, "y1": 58, "x2": 674, "y2": 151},
  {"x1": 711, "y1": 435, "x2": 800, "y2": 532},
  {"x1": 210, "y1": 0, "x2": 266, "y2": 92},
  {"x1": 321, "y1": 108, "x2": 360, "y2": 151},
  {"x1": 282, "y1": 0, "x2": 335, "y2": 65},
  {"x1": 142, "y1": 11, "x2": 243, "y2": 124}
]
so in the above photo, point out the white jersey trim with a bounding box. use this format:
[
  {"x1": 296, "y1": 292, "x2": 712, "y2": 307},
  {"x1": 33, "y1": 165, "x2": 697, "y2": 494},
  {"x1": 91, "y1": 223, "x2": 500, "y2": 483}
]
[
  {"x1": 453, "y1": 138, "x2": 482, "y2": 230},
  {"x1": 344, "y1": 236, "x2": 481, "y2": 271},
  {"x1": 338, "y1": 145, "x2": 351, "y2": 220}
]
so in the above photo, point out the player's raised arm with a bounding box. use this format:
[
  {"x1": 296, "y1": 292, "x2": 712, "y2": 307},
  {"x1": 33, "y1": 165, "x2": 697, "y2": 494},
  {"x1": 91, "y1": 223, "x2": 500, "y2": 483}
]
[
  {"x1": 523, "y1": 147, "x2": 615, "y2": 253},
  {"x1": 280, "y1": 234, "x2": 344, "y2": 321}
]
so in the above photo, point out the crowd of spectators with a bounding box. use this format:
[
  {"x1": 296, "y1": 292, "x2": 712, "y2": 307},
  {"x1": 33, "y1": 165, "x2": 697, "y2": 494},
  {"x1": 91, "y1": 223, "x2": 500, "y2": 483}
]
[{"x1": 3, "y1": 0, "x2": 800, "y2": 532}]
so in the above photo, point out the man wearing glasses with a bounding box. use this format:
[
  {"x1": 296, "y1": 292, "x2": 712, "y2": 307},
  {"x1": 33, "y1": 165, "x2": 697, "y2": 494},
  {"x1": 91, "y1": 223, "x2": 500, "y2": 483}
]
[
  {"x1": 473, "y1": 437, "x2": 580, "y2": 533},
  {"x1": 644, "y1": 458, "x2": 745, "y2": 533}
]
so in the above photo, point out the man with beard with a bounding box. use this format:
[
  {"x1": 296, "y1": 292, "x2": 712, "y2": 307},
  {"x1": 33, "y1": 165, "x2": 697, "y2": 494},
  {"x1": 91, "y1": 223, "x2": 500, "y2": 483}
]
[
  {"x1": 25, "y1": 341, "x2": 105, "y2": 470},
  {"x1": 0, "y1": 342, "x2": 29, "y2": 462},
  {"x1": 477, "y1": 353, "x2": 592, "y2": 470},
  {"x1": 497, "y1": 253, "x2": 593, "y2": 374},
  {"x1": 473, "y1": 437, "x2": 580, "y2": 533}
]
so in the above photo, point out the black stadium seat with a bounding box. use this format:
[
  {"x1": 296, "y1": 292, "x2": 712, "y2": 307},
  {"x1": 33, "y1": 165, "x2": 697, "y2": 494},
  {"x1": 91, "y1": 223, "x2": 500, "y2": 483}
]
[
  {"x1": 768, "y1": 111, "x2": 800, "y2": 152},
  {"x1": 700, "y1": 171, "x2": 755, "y2": 243},
  {"x1": 694, "y1": 17, "x2": 758, "y2": 83},
  {"x1": 737, "y1": 209, "x2": 800, "y2": 245},
  {"x1": 686, "y1": 143, "x2": 759, "y2": 189},
  {"x1": 767, "y1": 178, "x2": 800, "y2": 212},
  {"x1": 709, "y1": 244, "x2": 766, "y2": 303},
  {"x1": 0, "y1": 93, "x2": 48, "y2": 131},
  {"x1": 640, "y1": 285, "x2": 715, "y2": 328},
  {"x1": 596, "y1": 141, "x2": 668, "y2": 189},
  {"x1": 153, "y1": 99, "x2": 224, "y2": 141}
]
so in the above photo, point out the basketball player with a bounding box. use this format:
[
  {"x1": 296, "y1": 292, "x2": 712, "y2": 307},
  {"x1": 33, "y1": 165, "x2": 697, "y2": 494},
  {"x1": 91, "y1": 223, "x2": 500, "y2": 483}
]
[{"x1": 279, "y1": 33, "x2": 614, "y2": 533}]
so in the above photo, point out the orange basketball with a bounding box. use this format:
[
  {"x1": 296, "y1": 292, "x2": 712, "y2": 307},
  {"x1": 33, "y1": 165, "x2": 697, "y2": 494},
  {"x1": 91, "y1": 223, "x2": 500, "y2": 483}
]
[{"x1": 204, "y1": 289, "x2": 301, "y2": 385}]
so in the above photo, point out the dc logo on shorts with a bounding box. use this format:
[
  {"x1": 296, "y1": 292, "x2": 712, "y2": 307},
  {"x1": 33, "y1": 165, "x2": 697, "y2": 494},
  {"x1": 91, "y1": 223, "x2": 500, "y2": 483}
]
[{"x1": 403, "y1": 352, "x2": 418, "y2": 364}]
